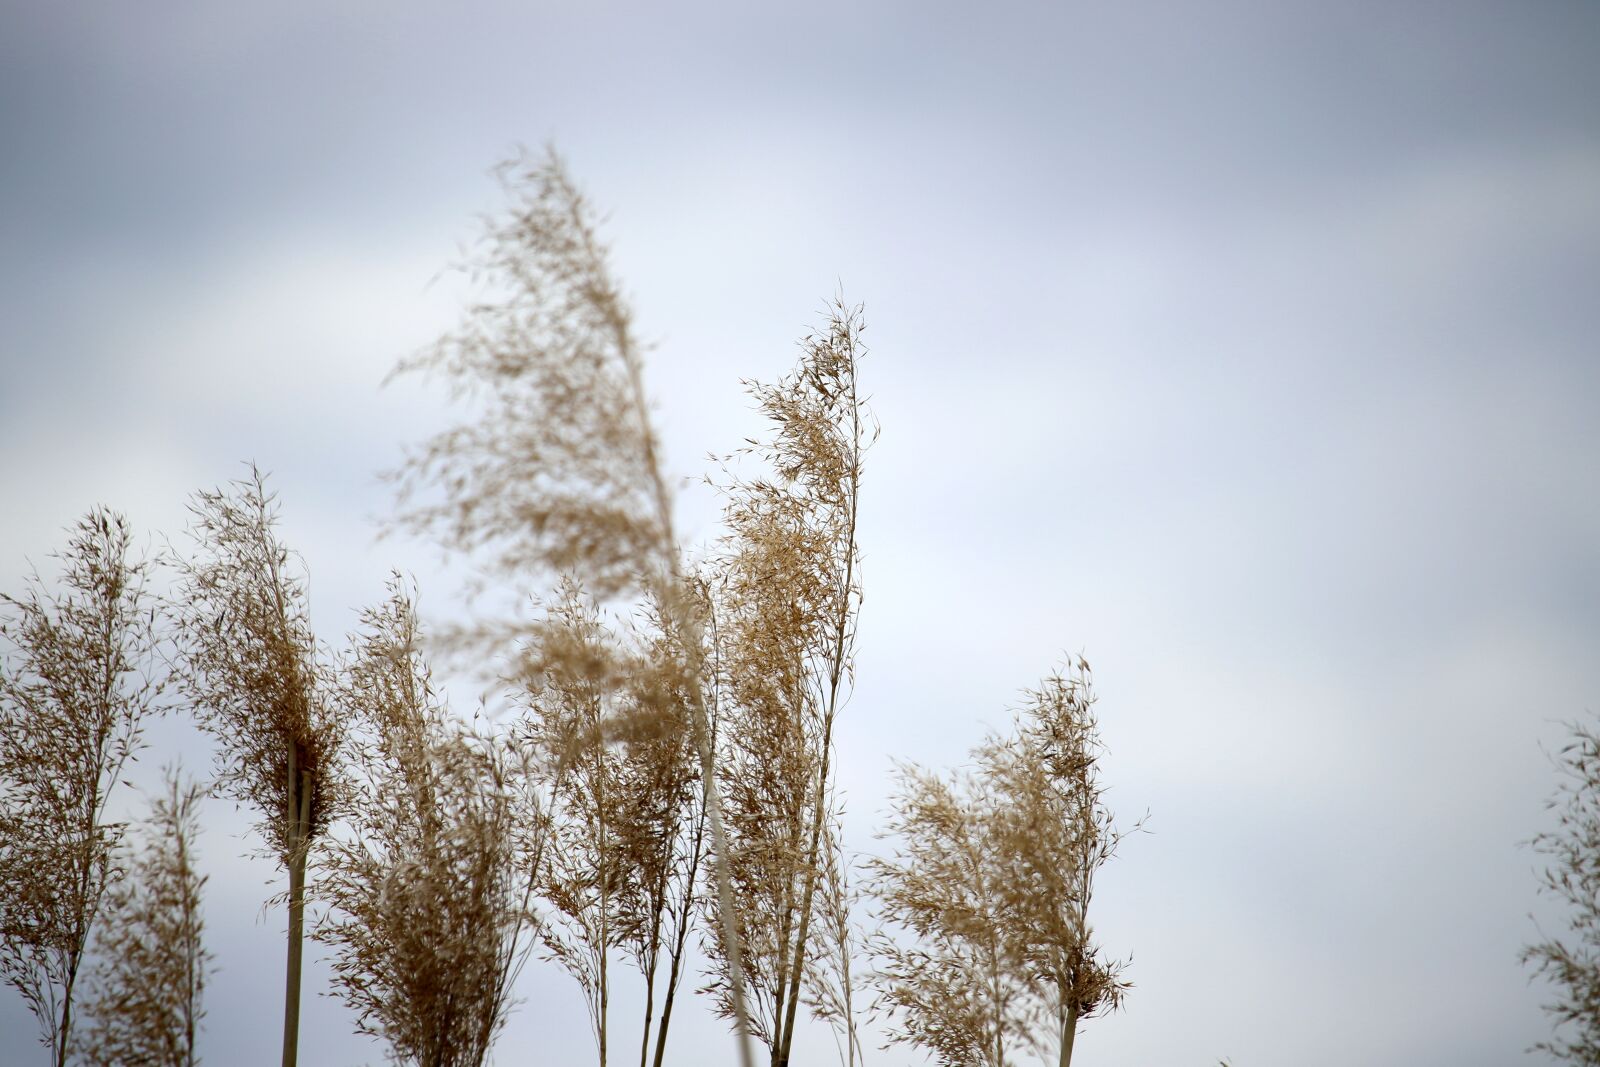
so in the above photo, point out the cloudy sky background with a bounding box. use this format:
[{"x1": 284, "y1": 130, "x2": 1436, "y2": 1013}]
[{"x1": 3, "y1": 2, "x2": 1599, "y2": 1064}]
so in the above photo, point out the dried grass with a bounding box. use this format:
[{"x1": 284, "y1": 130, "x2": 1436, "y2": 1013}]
[
  {"x1": 703, "y1": 301, "x2": 872, "y2": 1067},
  {"x1": 1525, "y1": 719, "x2": 1600, "y2": 1063},
  {"x1": 0, "y1": 508, "x2": 163, "y2": 1067},
  {"x1": 870, "y1": 661, "x2": 1132, "y2": 1067},
  {"x1": 170, "y1": 467, "x2": 347, "y2": 1067},
  {"x1": 314, "y1": 577, "x2": 538, "y2": 1067},
  {"x1": 80, "y1": 768, "x2": 211, "y2": 1067},
  {"x1": 389, "y1": 148, "x2": 757, "y2": 1066}
]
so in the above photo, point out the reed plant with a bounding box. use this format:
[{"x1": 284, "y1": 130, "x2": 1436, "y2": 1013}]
[
  {"x1": 80, "y1": 768, "x2": 211, "y2": 1067},
  {"x1": 705, "y1": 301, "x2": 871, "y2": 1067},
  {"x1": 315, "y1": 577, "x2": 538, "y2": 1067},
  {"x1": 870, "y1": 661, "x2": 1131, "y2": 1067},
  {"x1": 170, "y1": 468, "x2": 347, "y2": 1067},
  {"x1": 0, "y1": 509, "x2": 164, "y2": 1067},
  {"x1": 390, "y1": 148, "x2": 757, "y2": 1067},
  {"x1": 1525, "y1": 718, "x2": 1600, "y2": 1064}
]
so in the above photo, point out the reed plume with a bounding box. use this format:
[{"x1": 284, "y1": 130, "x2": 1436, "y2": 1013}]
[
  {"x1": 315, "y1": 576, "x2": 538, "y2": 1067},
  {"x1": 170, "y1": 467, "x2": 346, "y2": 1067},
  {"x1": 80, "y1": 768, "x2": 211, "y2": 1067},
  {"x1": 706, "y1": 299, "x2": 871, "y2": 1067},
  {"x1": 871, "y1": 661, "x2": 1131, "y2": 1067},
  {"x1": 0, "y1": 508, "x2": 163, "y2": 1067},
  {"x1": 1525, "y1": 718, "x2": 1600, "y2": 1064},
  {"x1": 390, "y1": 148, "x2": 756, "y2": 1066}
]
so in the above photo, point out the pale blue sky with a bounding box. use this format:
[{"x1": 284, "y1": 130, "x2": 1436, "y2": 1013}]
[{"x1": 2, "y1": 3, "x2": 1599, "y2": 1064}]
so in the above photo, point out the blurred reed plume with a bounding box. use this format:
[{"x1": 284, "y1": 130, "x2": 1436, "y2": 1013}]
[
  {"x1": 0, "y1": 508, "x2": 164, "y2": 1067},
  {"x1": 389, "y1": 149, "x2": 675, "y2": 615},
  {"x1": 315, "y1": 576, "x2": 538, "y2": 1067},
  {"x1": 170, "y1": 467, "x2": 347, "y2": 1067},
  {"x1": 81, "y1": 768, "x2": 211, "y2": 1067},
  {"x1": 518, "y1": 582, "x2": 630, "y2": 1066},
  {"x1": 389, "y1": 147, "x2": 756, "y2": 1067},
  {"x1": 1525, "y1": 718, "x2": 1600, "y2": 1064},
  {"x1": 870, "y1": 660, "x2": 1131, "y2": 1067},
  {"x1": 513, "y1": 578, "x2": 712, "y2": 1067},
  {"x1": 612, "y1": 587, "x2": 713, "y2": 1067}
]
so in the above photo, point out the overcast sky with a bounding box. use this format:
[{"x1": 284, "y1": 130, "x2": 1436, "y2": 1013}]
[{"x1": 3, "y1": 3, "x2": 1599, "y2": 1065}]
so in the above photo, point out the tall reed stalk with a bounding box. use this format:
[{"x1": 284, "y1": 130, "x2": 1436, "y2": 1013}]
[
  {"x1": 171, "y1": 468, "x2": 346, "y2": 1067},
  {"x1": 708, "y1": 301, "x2": 871, "y2": 1066}
]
